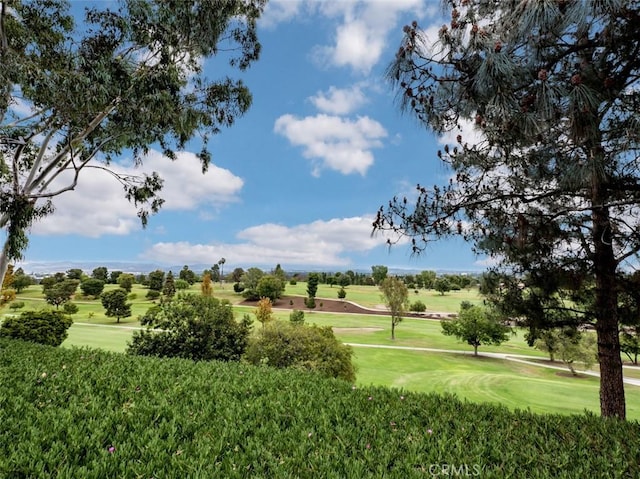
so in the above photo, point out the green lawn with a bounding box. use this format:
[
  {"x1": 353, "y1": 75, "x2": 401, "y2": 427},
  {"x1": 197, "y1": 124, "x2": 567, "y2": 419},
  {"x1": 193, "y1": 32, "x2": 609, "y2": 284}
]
[{"x1": 351, "y1": 347, "x2": 640, "y2": 418}]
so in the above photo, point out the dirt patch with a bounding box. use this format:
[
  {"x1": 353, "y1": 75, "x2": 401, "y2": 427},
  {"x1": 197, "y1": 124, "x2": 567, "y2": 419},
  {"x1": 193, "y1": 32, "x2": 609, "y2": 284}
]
[
  {"x1": 240, "y1": 295, "x2": 444, "y2": 318},
  {"x1": 243, "y1": 295, "x2": 386, "y2": 315}
]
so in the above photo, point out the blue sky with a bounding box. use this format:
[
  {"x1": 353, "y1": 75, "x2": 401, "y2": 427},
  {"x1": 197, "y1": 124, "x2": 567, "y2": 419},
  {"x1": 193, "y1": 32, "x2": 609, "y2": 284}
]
[{"x1": 18, "y1": 0, "x2": 488, "y2": 274}]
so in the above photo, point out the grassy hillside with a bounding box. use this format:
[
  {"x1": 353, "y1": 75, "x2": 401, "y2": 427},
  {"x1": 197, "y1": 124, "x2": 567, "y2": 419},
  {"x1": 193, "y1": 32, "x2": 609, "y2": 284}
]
[{"x1": 1, "y1": 339, "x2": 639, "y2": 478}]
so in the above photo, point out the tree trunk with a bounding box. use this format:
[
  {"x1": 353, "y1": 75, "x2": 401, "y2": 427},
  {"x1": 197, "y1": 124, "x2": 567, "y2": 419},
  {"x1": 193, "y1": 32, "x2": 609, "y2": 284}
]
[
  {"x1": 592, "y1": 183, "x2": 626, "y2": 419},
  {"x1": 0, "y1": 246, "x2": 10, "y2": 291},
  {"x1": 473, "y1": 344, "x2": 478, "y2": 356},
  {"x1": 391, "y1": 320, "x2": 395, "y2": 340}
]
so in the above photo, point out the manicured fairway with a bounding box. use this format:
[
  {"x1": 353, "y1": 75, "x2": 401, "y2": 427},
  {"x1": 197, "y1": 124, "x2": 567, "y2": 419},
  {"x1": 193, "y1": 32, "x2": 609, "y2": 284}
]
[{"x1": 351, "y1": 347, "x2": 640, "y2": 419}]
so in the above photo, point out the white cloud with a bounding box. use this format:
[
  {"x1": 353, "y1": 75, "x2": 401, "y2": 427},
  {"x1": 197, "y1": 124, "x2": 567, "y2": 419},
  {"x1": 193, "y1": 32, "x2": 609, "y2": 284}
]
[
  {"x1": 32, "y1": 150, "x2": 243, "y2": 237},
  {"x1": 315, "y1": 0, "x2": 430, "y2": 74},
  {"x1": 141, "y1": 216, "x2": 391, "y2": 267},
  {"x1": 274, "y1": 113, "x2": 387, "y2": 176},
  {"x1": 309, "y1": 84, "x2": 368, "y2": 115}
]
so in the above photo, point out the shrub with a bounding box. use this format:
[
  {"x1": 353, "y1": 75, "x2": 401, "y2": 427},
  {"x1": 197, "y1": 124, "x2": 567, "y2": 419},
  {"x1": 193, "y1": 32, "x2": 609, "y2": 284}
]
[
  {"x1": 175, "y1": 279, "x2": 190, "y2": 290},
  {"x1": 128, "y1": 293, "x2": 138, "y2": 300},
  {"x1": 233, "y1": 282, "x2": 245, "y2": 293},
  {"x1": 289, "y1": 309, "x2": 305, "y2": 325},
  {"x1": 255, "y1": 275, "x2": 285, "y2": 301},
  {"x1": 245, "y1": 321, "x2": 356, "y2": 381},
  {"x1": 305, "y1": 297, "x2": 316, "y2": 309},
  {"x1": 337, "y1": 287, "x2": 347, "y2": 299},
  {"x1": 63, "y1": 302, "x2": 79, "y2": 314},
  {"x1": 289, "y1": 279, "x2": 297, "y2": 285},
  {"x1": 0, "y1": 310, "x2": 72, "y2": 346},
  {"x1": 128, "y1": 294, "x2": 252, "y2": 362},
  {"x1": 80, "y1": 278, "x2": 105, "y2": 297},
  {"x1": 145, "y1": 289, "x2": 161, "y2": 300},
  {"x1": 410, "y1": 300, "x2": 427, "y2": 312},
  {"x1": 8, "y1": 301, "x2": 25, "y2": 310}
]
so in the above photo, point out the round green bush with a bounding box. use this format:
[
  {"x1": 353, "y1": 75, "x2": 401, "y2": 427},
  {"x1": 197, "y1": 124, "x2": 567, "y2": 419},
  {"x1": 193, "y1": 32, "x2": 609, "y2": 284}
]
[
  {"x1": 410, "y1": 300, "x2": 427, "y2": 312},
  {"x1": 245, "y1": 321, "x2": 355, "y2": 381},
  {"x1": 0, "y1": 310, "x2": 73, "y2": 346}
]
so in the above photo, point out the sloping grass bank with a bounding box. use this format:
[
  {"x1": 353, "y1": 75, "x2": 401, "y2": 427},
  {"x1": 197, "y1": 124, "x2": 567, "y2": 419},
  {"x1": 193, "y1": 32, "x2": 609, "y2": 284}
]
[{"x1": 1, "y1": 339, "x2": 639, "y2": 478}]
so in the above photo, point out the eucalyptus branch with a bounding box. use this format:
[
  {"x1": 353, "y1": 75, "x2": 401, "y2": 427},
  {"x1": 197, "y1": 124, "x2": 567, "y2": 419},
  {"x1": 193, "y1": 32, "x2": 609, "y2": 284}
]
[
  {"x1": 22, "y1": 128, "x2": 58, "y2": 193},
  {"x1": 34, "y1": 136, "x2": 114, "y2": 197},
  {"x1": 27, "y1": 100, "x2": 119, "y2": 194}
]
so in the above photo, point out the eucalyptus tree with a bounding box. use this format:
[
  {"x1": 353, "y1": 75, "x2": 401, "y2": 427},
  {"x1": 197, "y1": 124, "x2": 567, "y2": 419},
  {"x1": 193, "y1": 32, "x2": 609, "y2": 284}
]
[
  {"x1": 374, "y1": 0, "x2": 640, "y2": 418},
  {"x1": 0, "y1": 0, "x2": 265, "y2": 287}
]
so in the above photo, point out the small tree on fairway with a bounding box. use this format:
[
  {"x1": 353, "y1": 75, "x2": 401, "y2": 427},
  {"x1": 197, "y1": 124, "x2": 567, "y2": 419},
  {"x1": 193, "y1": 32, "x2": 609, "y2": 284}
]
[
  {"x1": 148, "y1": 270, "x2": 165, "y2": 292},
  {"x1": 163, "y1": 271, "x2": 176, "y2": 298},
  {"x1": 306, "y1": 273, "x2": 319, "y2": 299},
  {"x1": 441, "y1": 305, "x2": 511, "y2": 356},
  {"x1": 337, "y1": 287, "x2": 347, "y2": 299},
  {"x1": 92, "y1": 267, "x2": 109, "y2": 282},
  {"x1": 254, "y1": 297, "x2": 274, "y2": 329},
  {"x1": 101, "y1": 289, "x2": 131, "y2": 324},
  {"x1": 379, "y1": 277, "x2": 409, "y2": 340},
  {"x1": 550, "y1": 328, "x2": 598, "y2": 377},
  {"x1": 255, "y1": 275, "x2": 285, "y2": 302},
  {"x1": 434, "y1": 278, "x2": 451, "y2": 296},
  {"x1": 80, "y1": 278, "x2": 104, "y2": 298},
  {"x1": 201, "y1": 273, "x2": 213, "y2": 297},
  {"x1": 43, "y1": 279, "x2": 79, "y2": 309},
  {"x1": 117, "y1": 273, "x2": 135, "y2": 293}
]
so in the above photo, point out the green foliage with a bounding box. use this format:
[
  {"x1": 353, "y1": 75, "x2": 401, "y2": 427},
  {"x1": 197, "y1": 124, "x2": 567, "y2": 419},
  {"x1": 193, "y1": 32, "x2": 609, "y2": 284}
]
[
  {"x1": 128, "y1": 293, "x2": 137, "y2": 301},
  {"x1": 255, "y1": 275, "x2": 285, "y2": 301},
  {"x1": 43, "y1": 279, "x2": 79, "y2": 308},
  {"x1": 163, "y1": 271, "x2": 176, "y2": 298},
  {"x1": 337, "y1": 287, "x2": 347, "y2": 299},
  {"x1": 240, "y1": 267, "x2": 264, "y2": 300},
  {"x1": 410, "y1": 300, "x2": 427, "y2": 312},
  {"x1": 379, "y1": 277, "x2": 409, "y2": 340},
  {"x1": 127, "y1": 294, "x2": 251, "y2": 362},
  {"x1": 233, "y1": 282, "x2": 244, "y2": 293},
  {"x1": 62, "y1": 302, "x2": 79, "y2": 315},
  {"x1": 371, "y1": 265, "x2": 388, "y2": 285},
  {"x1": 536, "y1": 328, "x2": 597, "y2": 376},
  {"x1": 289, "y1": 279, "x2": 297, "y2": 286},
  {"x1": 254, "y1": 297, "x2": 274, "y2": 328},
  {"x1": 145, "y1": 289, "x2": 161, "y2": 300},
  {"x1": 245, "y1": 321, "x2": 356, "y2": 382},
  {"x1": 1, "y1": 339, "x2": 639, "y2": 478},
  {"x1": 109, "y1": 271, "x2": 123, "y2": 284},
  {"x1": 306, "y1": 272, "x2": 319, "y2": 298},
  {"x1": 0, "y1": 311, "x2": 72, "y2": 346},
  {"x1": 434, "y1": 278, "x2": 451, "y2": 296},
  {"x1": 117, "y1": 273, "x2": 135, "y2": 293},
  {"x1": 91, "y1": 267, "x2": 109, "y2": 282},
  {"x1": 66, "y1": 268, "x2": 84, "y2": 280},
  {"x1": 11, "y1": 273, "x2": 33, "y2": 293},
  {"x1": 289, "y1": 309, "x2": 305, "y2": 325},
  {"x1": 442, "y1": 305, "x2": 512, "y2": 356},
  {"x1": 100, "y1": 289, "x2": 132, "y2": 323},
  {"x1": 305, "y1": 297, "x2": 316, "y2": 309},
  {"x1": 179, "y1": 265, "x2": 197, "y2": 285},
  {"x1": 8, "y1": 301, "x2": 24, "y2": 310},
  {"x1": 174, "y1": 279, "x2": 190, "y2": 291},
  {"x1": 80, "y1": 278, "x2": 105, "y2": 297},
  {"x1": 147, "y1": 270, "x2": 165, "y2": 292}
]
